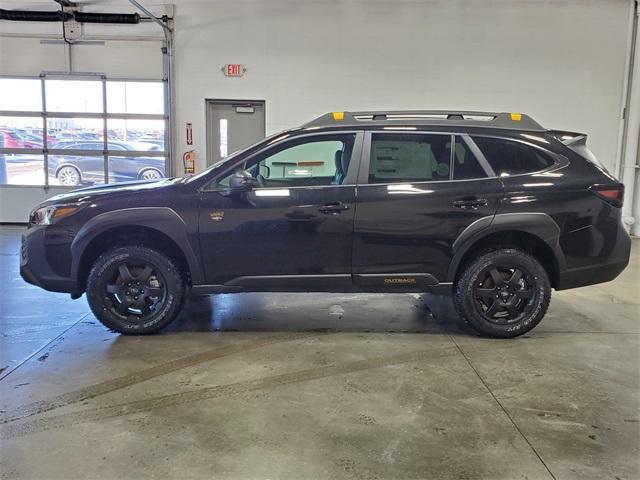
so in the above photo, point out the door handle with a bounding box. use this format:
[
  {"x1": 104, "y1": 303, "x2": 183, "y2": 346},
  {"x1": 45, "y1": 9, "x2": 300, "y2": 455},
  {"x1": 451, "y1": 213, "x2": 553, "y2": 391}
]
[
  {"x1": 319, "y1": 202, "x2": 349, "y2": 215},
  {"x1": 452, "y1": 197, "x2": 488, "y2": 210}
]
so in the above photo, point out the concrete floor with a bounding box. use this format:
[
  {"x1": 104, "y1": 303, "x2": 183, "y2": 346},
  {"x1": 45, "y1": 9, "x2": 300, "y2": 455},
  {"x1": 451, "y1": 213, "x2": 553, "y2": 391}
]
[{"x1": 0, "y1": 224, "x2": 638, "y2": 480}]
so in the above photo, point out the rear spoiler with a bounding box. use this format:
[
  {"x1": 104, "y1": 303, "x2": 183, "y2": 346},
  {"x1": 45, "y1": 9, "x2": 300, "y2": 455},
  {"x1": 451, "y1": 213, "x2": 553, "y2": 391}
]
[{"x1": 548, "y1": 130, "x2": 588, "y2": 146}]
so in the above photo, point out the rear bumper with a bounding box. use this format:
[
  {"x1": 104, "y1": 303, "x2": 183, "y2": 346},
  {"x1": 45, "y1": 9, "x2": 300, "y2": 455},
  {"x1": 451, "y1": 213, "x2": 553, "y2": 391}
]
[
  {"x1": 20, "y1": 228, "x2": 79, "y2": 295},
  {"x1": 556, "y1": 227, "x2": 631, "y2": 290}
]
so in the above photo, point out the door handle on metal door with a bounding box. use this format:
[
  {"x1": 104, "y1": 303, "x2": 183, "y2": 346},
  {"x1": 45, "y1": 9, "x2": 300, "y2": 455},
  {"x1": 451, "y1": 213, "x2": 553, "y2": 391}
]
[
  {"x1": 452, "y1": 197, "x2": 488, "y2": 210},
  {"x1": 318, "y1": 202, "x2": 349, "y2": 215}
]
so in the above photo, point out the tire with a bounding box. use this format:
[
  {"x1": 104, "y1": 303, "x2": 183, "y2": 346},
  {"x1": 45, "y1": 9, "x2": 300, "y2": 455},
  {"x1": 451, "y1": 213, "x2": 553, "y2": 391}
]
[
  {"x1": 86, "y1": 245, "x2": 185, "y2": 334},
  {"x1": 57, "y1": 166, "x2": 81, "y2": 186},
  {"x1": 454, "y1": 248, "x2": 551, "y2": 338},
  {"x1": 139, "y1": 168, "x2": 163, "y2": 181}
]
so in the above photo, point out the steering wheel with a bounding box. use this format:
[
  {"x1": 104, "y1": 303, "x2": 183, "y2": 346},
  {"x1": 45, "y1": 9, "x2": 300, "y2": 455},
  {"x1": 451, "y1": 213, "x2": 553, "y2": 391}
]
[{"x1": 255, "y1": 174, "x2": 266, "y2": 188}]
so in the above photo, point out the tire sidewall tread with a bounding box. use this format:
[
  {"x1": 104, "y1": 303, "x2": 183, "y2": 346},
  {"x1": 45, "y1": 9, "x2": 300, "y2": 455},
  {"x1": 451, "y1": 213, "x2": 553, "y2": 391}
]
[
  {"x1": 86, "y1": 245, "x2": 185, "y2": 334},
  {"x1": 454, "y1": 248, "x2": 551, "y2": 338}
]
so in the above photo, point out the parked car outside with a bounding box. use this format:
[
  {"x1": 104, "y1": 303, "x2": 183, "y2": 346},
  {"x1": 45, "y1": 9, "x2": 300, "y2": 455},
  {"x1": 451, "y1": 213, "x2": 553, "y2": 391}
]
[
  {"x1": 48, "y1": 140, "x2": 165, "y2": 186},
  {"x1": 0, "y1": 130, "x2": 41, "y2": 149}
]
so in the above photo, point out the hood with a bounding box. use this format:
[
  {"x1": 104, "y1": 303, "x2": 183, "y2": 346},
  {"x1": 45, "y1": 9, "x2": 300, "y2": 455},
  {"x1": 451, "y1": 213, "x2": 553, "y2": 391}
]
[{"x1": 44, "y1": 179, "x2": 177, "y2": 205}]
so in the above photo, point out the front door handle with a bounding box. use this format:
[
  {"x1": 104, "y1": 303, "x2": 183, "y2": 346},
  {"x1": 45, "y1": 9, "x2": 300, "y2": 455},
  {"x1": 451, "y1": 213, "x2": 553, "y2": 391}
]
[
  {"x1": 319, "y1": 202, "x2": 349, "y2": 215},
  {"x1": 452, "y1": 197, "x2": 488, "y2": 210}
]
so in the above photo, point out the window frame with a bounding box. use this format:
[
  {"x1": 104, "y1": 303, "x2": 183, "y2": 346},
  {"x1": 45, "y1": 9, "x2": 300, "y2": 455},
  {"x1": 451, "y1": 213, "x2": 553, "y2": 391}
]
[
  {"x1": 201, "y1": 131, "x2": 365, "y2": 192},
  {"x1": 358, "y1": 131, "x2": 565, "y2": 185},
  {"x1": 364, "y1": 131, "x2": 455, "y2": 185},
  {"x1": 0, "y1": 75, "x2": 168, "y2": 187},
  {"x1": 456, "y1": 134, "x2": 495, "y2": 179},
  {"x1": 358, "y1": 131, "x2": 465, "y2": 186}
]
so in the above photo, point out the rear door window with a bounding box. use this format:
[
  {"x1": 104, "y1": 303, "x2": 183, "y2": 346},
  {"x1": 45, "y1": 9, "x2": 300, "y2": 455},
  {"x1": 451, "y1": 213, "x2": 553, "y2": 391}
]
[
  {"x1": 368, "y1": 133, "x2": 451, "y2": 183},
  {"x1": 472, "y1": 136, "x2": 555, "y2": 176},
  {"x1": 452, "y1": 137, "x2": 487, "y2": 180}
]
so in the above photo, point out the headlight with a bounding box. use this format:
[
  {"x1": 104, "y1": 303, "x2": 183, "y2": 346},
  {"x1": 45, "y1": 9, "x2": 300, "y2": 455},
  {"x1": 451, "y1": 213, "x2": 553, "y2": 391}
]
[{"x1": 30, "y1": 204, "x2": 84, "y2": 225}]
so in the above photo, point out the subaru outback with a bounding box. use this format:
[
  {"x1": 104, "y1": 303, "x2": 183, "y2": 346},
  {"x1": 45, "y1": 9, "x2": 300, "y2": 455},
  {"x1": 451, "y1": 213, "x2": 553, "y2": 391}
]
[{"x1": 20, "y1": 111, "x2": 631, "y2": 337}]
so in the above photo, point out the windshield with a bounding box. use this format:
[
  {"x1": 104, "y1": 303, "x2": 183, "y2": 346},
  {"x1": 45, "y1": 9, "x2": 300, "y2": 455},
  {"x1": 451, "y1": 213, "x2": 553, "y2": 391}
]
[{"x1": 184, "y1": 129, "x2": 298, "y2": 183}]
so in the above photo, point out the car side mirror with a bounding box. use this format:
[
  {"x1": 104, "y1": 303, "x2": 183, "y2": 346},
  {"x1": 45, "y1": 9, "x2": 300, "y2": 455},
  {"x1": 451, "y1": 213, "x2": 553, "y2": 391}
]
[{"x1": 225, "y1": 170, "x2": 256, "y2": 195}]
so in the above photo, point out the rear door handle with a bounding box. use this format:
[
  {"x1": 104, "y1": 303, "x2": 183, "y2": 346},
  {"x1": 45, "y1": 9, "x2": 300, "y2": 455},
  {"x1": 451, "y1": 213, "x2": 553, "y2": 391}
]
[
  {"x1": 452, "y1": 197, "x2": 488, "y2": 210},
  {"x1": 319, "y1": 202, "x2": 349, "y2": 215}
]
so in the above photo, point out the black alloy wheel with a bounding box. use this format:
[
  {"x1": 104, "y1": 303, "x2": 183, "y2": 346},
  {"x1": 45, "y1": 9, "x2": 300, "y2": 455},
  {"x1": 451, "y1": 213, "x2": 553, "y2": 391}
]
[
  {"x1": 454, "y1": 248, "x2": 551, "y2": 338},
  {"x1": 472, "y1": 265, "x2": 536, "y2": 324},
  {"x1": 105, "y1": 261, "x2": 167, "y2": 319},
  {"x1": 87, "y1": 245, "x2": 185, "y2": 334}
]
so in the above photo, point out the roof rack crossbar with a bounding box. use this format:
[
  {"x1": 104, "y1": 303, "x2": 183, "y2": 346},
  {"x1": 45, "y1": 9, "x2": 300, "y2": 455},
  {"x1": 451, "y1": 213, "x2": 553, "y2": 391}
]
[{"x1": 350, "y1": 110, "x2": 501, "y2": 117}]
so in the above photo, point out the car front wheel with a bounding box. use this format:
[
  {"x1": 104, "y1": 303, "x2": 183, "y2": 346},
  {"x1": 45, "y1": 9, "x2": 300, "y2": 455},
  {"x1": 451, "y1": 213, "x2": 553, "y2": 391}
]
[
  {"x1": 454, "y1": 248, "x2": 551, "y2": 338},
  {"x1": 86, "y1": 245, "x2": 185, "y2": 334}
]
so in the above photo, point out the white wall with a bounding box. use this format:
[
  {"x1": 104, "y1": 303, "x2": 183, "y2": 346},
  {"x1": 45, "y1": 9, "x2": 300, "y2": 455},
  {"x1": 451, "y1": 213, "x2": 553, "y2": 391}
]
[
  {"x1": 0, "y1": 1, "x2": 165, "y2": 78},
  {"x1": 173, "y1": 0, "x2": 632, "y2": 174},
  {"x1": 0, "y1": 0, "x2": 634, "y2": 222}
]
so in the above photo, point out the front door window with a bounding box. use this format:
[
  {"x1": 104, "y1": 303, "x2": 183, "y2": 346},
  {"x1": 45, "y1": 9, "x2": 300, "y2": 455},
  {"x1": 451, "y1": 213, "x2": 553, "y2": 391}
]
[{"x1": 214, "y1": 134, "x2": 357, "y2": 188}]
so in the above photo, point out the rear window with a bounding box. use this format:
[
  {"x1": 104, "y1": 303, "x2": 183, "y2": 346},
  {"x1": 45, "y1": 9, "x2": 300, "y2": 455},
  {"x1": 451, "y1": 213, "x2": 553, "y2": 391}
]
[{"x1": 473, "y1": 136, "x2": 555, "y2": 176}]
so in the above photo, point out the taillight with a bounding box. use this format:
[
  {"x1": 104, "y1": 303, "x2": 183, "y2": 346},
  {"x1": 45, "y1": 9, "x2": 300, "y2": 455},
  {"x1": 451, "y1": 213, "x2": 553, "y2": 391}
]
[{"x1": 590, "y1": 184, "x2": 624, "y2": 207}]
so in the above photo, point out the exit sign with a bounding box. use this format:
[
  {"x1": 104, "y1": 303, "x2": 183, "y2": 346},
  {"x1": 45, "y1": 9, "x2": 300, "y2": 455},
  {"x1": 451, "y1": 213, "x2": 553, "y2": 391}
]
[{"x1": 223, "y1": 64, "x2": 245, "y2": 77}]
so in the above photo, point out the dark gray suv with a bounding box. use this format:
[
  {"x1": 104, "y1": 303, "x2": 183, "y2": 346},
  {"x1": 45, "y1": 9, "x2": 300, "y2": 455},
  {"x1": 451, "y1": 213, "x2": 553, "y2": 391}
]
[{"x1": 49, "y1": 140, "x2": 165, "y2": 185}]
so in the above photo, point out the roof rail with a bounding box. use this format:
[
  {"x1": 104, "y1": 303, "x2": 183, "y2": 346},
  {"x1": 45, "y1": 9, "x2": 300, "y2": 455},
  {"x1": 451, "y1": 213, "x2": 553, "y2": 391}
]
[{"x1": 303, "y1": 110, "x2": 545, "y2": 131}]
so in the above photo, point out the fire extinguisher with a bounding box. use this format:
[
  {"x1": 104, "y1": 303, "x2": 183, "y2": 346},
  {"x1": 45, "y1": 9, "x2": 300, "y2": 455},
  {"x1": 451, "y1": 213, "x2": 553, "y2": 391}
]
[{"x1": 183, "y1": 150, "x2": 195, "y2": 175}]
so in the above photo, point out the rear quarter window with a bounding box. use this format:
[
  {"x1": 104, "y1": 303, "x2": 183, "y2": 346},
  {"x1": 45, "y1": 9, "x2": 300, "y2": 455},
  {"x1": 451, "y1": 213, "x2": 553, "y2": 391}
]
[{"x1": 473, "y1": 136, "x2": 555, "y2": 176}]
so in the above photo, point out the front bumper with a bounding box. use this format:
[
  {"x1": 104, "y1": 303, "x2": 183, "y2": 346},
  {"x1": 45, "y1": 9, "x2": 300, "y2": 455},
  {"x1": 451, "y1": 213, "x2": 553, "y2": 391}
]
[{"x1": 20, "y1": 227, "x2": 79, "y2": 295}]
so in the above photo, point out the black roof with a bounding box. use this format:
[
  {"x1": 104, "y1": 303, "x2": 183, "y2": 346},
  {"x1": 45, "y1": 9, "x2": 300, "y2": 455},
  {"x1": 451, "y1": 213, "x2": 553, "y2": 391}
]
[{"x1": 303, "y1": 110, "x2": 545, "y2": 132}]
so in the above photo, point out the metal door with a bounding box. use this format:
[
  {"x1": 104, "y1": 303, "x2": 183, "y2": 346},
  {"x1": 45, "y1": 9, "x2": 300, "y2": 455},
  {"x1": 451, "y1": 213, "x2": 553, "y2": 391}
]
[
  {"x1": 205, "y1": 100, "x2": 265, "y2": 166},
  {"x1": 197, "y1": 132, "x2": 363, "y2": 289}
]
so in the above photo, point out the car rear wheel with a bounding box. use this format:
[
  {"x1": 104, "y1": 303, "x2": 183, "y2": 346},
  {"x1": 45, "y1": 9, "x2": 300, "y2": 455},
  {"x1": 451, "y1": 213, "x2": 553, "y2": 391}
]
[
  {"x1": 57, "y1": 166, "x2": 81, "y2": 186},
  {"x1": 454, "y1": 248, "x2": 551, "y2": 338},
  {"x1": 139, "y1": 168, "x2": 163, "y2": 181},
  {"x1": 86, "y1": 245, "x2": 185, "y2": 334}
]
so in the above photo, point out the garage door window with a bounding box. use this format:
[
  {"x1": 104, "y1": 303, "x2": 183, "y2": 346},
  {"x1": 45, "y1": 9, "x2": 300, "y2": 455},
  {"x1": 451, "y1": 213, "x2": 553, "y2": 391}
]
[
  {"x1": 45, "y1": 80, "x2": 103, "y2": 113},
  {"x1": 0, "y1": 79, "x2": 41, "y2": 111},
  {"x1": 0, "y1": 77, "x2": 167, "y2": 187}
]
